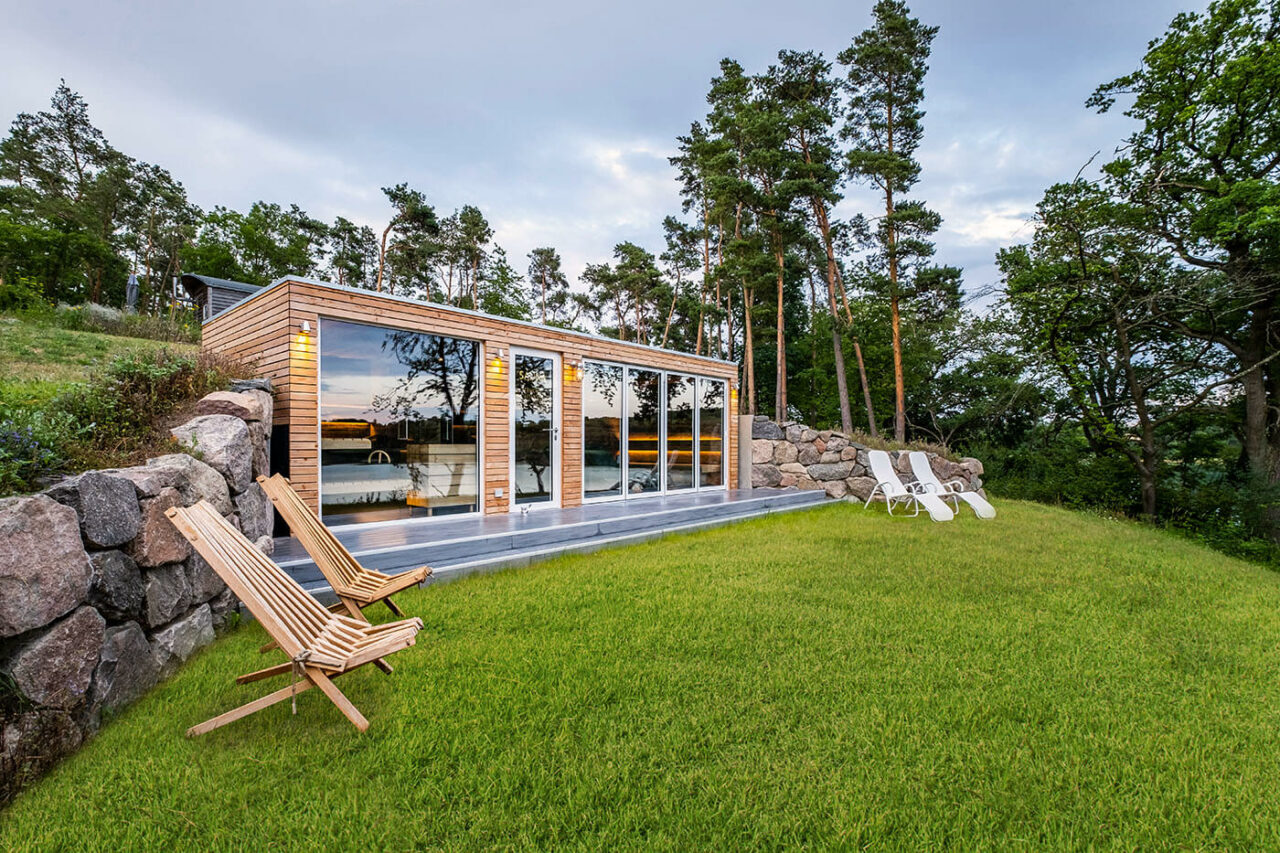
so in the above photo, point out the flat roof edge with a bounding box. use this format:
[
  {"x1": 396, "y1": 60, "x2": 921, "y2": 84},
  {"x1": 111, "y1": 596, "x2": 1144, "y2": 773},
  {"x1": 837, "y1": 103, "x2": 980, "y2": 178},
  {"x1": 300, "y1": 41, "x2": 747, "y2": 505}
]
[{"x1": 208, "y1": 274, "x2": 739, "y2": 369}]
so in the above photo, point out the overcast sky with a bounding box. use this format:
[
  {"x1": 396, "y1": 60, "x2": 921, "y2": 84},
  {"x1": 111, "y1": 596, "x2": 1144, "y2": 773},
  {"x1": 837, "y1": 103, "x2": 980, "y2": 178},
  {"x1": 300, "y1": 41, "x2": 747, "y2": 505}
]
[{"x1": 0, "y1": 0, "x2": 1194, "y2": 300}]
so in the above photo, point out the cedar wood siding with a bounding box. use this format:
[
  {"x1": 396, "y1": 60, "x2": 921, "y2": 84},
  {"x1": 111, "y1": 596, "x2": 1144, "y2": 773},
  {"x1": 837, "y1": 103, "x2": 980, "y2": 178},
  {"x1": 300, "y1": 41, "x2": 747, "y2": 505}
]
[{"x1": 202, "y1": 278, "x2": 740, "y2": 514}]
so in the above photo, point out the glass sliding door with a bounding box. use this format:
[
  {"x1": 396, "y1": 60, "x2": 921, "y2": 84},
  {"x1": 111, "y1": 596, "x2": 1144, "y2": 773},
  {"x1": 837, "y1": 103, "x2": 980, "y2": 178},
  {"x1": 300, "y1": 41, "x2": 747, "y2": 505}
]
[
  {"x1": 512, "y1": 351, "x2": 557, "y2": 506},
  {"x1": 698, "y1": 378, "x2": 725, "y2": 488},
  {"x1": 582, "y1": 362, "x2": 624, "y2": 499},
  {"x1": 626, "y1": 368, "x2": 662, "y2": 495},
  {"x1": 583, "y1": 361, "x2": 729, "y2": 501},
  {"x1": 666, "y1": 374, "x2": 696, "y2": 490},
  {"x1": 319, "y1": 318, "x2": 479, "y2": 525}
]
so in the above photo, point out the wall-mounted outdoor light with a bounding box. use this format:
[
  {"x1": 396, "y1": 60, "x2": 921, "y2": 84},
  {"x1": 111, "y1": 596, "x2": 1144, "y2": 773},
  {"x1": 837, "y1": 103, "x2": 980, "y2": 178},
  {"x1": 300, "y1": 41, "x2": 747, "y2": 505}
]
[
  {"x1": 297, "y1": 319, "x2": 312, "y2": 345},
  {"x1": 564, "y1": 358, "x2": 583, "y2": 383},
  {"x1": 488, "y1": 348, "x2": 506, "y2": 376}
]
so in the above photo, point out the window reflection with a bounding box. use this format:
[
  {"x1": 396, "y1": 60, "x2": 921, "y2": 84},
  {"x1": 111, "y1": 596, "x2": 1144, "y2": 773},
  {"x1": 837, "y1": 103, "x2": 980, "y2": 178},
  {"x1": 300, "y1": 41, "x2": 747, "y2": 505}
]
[
  {"x1": 699, "y1": 379, "x2": 725, "y2": 487},
  {"x1": 626, "y1": 368, "x2": 662, "y2": 494},
  {"x1": 666, "y1": 374, "x2": 695, "y2": 490},
  {"x1": 320, "y1": 319, "x2": 479, "y2": 524},
  {"x1": 583, "y1": 362, "x2": 623, "y2": 499}
]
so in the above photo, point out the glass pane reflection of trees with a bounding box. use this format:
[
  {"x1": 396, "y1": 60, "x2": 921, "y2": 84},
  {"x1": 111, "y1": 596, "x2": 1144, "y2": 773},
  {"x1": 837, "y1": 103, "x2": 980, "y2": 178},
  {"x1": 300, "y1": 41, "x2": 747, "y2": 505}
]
[
  {"x1": 320, "y1": 319, "x2": 479, "y2": 524},
  {"x1": 585, "y1": 361, "x2": 725, "y2": 500},
  {"x1": 514, "y1": 354, "x2": 555, "y2": 504},
  {"x1": 666, "y1": 374, "x2": 695, "y2": 490},
  {"x1": 583, "y1": 363, "x2": 623, "y2": 499}
]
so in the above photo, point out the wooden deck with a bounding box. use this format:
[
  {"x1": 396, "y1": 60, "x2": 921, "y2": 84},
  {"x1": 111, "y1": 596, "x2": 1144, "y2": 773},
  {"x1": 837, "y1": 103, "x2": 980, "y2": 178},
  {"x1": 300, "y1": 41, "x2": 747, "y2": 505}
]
[{"x1": 273, "y1": 488, "x2": 829, "y2": 593}]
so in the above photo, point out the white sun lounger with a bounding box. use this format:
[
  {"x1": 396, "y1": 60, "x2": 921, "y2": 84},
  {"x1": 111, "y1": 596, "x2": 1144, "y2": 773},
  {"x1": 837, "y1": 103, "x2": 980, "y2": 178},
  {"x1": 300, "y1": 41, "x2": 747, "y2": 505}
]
[
  {"x1": 864, "y1": 450, "x2": 954, "y2": 522},
  {"x1": 907, "y1": 451, "x2": 996, "y2": 519}
]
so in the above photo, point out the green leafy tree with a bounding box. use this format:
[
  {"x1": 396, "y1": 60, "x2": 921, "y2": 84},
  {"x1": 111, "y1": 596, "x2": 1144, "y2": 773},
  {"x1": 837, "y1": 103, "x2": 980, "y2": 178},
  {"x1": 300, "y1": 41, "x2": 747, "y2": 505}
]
[
  {"x1": 187, "y1": 201, "x2": 327, "y2": 286},
  {"x1": 1088, "y1": 0, "x2": 1280, "y2": 537},
  {"x1": 328, "y1": 216, "x2": 379, "y2": 288},
  {"x1": 840, "y1": 0, "x2": 941, "y2": 441},
  {"x1": 375, "y1": 183, "x2": 438, "y2": 294},
  {"x1": 527, "y1": 246, "x2": 570, "y2": 325}
]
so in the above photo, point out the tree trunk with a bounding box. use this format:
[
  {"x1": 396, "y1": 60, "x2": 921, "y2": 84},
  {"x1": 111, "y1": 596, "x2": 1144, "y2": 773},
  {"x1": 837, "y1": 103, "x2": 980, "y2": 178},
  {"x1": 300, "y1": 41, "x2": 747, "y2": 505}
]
[
  {"x1": 820, "y1": 254, "x2": 854, "y2": 434},
  {"x1": 742, "y1": 286, "x2": 756, "y2": 416},
  {"x1": 376, "y1": 224, "x2": 392, "y2": 292},
  {"x1": 775, "y1": 247, "x2": 786, "y2": 422},
  {"x1": 853, "y1": 339, "x2": 878, "y2": 438},
  {"x1": 540, "y1": 271, "x2": 547, "y2": 324},
  {"x1": 661, "y1": 277, "x2": 680, "y2": 349}
]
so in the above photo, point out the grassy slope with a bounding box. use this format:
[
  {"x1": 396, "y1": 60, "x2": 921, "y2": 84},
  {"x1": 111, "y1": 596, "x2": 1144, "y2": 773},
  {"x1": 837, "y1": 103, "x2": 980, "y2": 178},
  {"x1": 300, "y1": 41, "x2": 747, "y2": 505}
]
[
  {"x1": 0, "y1": 315, "x2": 198, "y2": 405},
  {"x1": 2, "y1": 501, "x2": 1279, "y2": 850}
]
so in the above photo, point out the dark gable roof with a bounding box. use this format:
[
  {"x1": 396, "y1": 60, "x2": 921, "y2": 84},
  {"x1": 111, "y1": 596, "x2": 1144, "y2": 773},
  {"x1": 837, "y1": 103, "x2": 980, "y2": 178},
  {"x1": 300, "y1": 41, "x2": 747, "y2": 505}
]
[{"x1": 180, "y1": 273, "x2": 262, "y2": 298}]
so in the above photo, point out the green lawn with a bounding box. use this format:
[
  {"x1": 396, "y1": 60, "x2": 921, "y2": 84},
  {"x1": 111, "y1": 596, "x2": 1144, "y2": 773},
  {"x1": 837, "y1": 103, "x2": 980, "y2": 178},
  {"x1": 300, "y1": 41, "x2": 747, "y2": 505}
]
[
  {"x1": 0, "y1": 315, "x2": 199, "y2": 406},
  {"x1": 3, "y1": 500, "x2": 1279, "y2": 850}
]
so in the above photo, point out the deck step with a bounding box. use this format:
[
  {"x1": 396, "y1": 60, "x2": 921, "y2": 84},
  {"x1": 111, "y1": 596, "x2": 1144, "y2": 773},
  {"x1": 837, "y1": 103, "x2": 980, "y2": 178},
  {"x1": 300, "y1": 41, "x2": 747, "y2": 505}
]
[{"x1": 279, "y1": 489, "x2": 829, "y2": 593}]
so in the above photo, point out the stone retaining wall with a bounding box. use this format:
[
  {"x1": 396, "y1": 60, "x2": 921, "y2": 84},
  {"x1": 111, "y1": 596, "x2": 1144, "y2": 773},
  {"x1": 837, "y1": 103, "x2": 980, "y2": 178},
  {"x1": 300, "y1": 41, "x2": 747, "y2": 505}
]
[
  {"x1": 749, "y1": 416, "x2": 985, "y2": 501},
  {"x1": 0, "y1": 379, "x2": 274, "y2": 804}
]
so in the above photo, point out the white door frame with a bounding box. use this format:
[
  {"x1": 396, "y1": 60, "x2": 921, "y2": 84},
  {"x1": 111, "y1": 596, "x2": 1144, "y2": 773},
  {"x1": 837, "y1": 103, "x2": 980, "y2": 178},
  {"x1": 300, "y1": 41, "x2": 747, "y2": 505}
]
[{"x1": 509, "y1": 347, "x2": 562, "y2": 511}]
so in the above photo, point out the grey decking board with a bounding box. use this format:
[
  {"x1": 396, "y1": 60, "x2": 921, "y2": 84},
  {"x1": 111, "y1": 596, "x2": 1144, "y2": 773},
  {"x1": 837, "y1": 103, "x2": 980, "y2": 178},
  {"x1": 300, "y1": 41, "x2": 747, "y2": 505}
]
[{"x1": 276, "y1": 488, "x2": 829, "y2": 587}]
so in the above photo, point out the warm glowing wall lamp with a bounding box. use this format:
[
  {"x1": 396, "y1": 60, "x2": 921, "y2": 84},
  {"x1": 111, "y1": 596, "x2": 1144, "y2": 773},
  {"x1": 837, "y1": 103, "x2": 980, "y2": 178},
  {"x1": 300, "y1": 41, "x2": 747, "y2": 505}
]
[{"x1": 488, "y1": 349, "x2": 506, "y2": 375}]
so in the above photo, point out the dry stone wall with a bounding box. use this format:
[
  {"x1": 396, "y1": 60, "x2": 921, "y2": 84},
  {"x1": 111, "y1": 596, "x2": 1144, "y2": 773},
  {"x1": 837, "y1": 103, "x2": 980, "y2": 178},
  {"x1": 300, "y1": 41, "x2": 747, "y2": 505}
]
[
  {"x1": 0, "y1": 380, "x2": 275, "y2": 804},
  {"x1": 749, "y1": 416, "x2": 985, "y2": 501}
]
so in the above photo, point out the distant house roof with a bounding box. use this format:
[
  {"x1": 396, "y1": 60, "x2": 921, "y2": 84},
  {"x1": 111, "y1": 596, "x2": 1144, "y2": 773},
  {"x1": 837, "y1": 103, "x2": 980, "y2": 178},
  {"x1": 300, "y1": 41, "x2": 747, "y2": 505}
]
[{"x1": 180, "y1": 274, "x2": 262, "y2": 298}]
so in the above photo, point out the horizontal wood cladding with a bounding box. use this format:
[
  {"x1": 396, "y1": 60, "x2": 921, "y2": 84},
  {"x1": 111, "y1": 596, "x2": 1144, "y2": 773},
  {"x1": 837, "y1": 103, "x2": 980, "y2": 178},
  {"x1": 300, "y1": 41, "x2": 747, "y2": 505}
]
[
  {"x1": 201, "y1": 279, "x2": 740, "y2": 515},
  {"x1": 288, "y1": 282, "x2": 737, "y2": 380}
]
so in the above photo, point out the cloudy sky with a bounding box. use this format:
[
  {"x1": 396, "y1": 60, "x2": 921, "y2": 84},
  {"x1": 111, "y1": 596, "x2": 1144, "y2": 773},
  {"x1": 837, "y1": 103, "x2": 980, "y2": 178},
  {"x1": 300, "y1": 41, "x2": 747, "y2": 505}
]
[{"x1": 0, "y1": 0, "x2": 1193, "y2": 300}]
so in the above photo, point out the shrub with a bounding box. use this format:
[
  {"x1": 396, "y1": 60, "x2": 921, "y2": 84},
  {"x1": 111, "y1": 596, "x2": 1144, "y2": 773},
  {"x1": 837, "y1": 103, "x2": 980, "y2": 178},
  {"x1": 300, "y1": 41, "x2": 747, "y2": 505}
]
[
  {"x1": 0, "y1": 408, "x2": 80, "y2": 494},
  {"x1": 0, "y1": 348, "x2": 252, "y2": 495},
  {"x1": 0, "y1": 276, "x2": 46, "y2": 312},
  {"x1": 29, "y1": 302, "x2": 202, "y2": 344}
]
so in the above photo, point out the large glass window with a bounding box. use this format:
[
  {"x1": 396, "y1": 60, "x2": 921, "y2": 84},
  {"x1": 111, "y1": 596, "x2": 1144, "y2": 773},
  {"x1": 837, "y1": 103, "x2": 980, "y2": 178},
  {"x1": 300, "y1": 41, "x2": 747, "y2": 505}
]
[
  {"x1": 319, "y1": 319, "x2": 479, "y2": 524},
  {"x1": 699, "y1": 378, "x2": 725, "y2": 487},
  {"x1": 513, "y1": 353, "x2": 555, "y2": 504},
  {"x1": 666, "y1": 374, "x2": 696, "y2": 490},
  {"x1": 582, "y1": 362, "x2": 624, "y2": 499},
  {"x1": 626, "y1": 368, "x2": 662, "y2": 494},
  {"x1": 587, "y1": 361, "x2": 728, "y2": 500}
]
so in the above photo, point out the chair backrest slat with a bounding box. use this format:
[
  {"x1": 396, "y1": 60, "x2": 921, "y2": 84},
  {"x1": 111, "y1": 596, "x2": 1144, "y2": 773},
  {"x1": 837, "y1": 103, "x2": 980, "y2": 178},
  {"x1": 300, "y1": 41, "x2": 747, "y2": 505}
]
[
  {"x1": 908, "y1": 452, "x2": 943, "y2": 492},
  {"x1": 259, "y1": 475, "x2": 364, "y2": 589},
  {"x1": 867, "y1": 450, "x2": 910, "y2": 497},
  {"x1": 167, "y1": 502, "x2": 339, "y2": 657}
]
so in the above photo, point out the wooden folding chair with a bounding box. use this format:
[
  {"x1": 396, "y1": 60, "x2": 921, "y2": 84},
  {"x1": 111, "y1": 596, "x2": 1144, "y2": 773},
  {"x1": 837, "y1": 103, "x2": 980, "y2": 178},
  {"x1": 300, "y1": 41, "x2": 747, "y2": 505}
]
[
  {"x1": 166, "y1": 501, "x2": 423, "y2": 736},
  {"x1": 258, "y1": 474, "x2": 432, "y2": 623}
]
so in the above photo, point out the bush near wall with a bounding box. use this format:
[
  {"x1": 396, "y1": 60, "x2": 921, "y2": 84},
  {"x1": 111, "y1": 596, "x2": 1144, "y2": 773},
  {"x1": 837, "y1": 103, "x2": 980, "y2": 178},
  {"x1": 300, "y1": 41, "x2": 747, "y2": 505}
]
[{"x1": 0, "y1": 381, "x2": 275, "y2": 805}]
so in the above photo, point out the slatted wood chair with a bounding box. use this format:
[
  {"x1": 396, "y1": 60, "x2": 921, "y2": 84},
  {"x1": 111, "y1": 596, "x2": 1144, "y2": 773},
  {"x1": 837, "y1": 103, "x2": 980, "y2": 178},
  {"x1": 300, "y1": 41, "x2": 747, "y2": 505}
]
[
  {"x1": 165, "y1": 501, "x2": 423, "y2": 736},
  {"x1": 258, "y1": 474, "x2": 432, "y2": 622}
]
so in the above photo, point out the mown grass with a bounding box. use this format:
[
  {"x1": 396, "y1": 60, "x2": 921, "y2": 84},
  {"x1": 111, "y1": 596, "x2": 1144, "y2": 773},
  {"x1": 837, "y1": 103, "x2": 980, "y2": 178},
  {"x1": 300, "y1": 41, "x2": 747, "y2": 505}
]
[
  {"x1": 0, "y1": 315, "x2": 199, "y2": 405},
  {"x1": 3, "y1": 500, "x2": 1279, "y2": 850}
]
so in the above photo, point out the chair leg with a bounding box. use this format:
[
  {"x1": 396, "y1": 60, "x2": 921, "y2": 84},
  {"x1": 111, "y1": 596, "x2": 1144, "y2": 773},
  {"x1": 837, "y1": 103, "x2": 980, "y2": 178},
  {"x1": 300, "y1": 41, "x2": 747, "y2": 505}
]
[
  {"x1": 236, "y1": 662, "x2": 294, "y2": 684},
  {"x1": 338, "y1": 596, "x2": 367, "y2": 622},
  {"x1": 307, "y1": 667, "x2": 370, "y2": 732},
  {"x1": 259, "y1": 639, "x2": 279, "y2": 654},
  {"x1": 384, "y1": 597, "x2": 405, "y2": 618},
  {"x1": 187, "y1": 679, "x2": 315, "y2": 737}
]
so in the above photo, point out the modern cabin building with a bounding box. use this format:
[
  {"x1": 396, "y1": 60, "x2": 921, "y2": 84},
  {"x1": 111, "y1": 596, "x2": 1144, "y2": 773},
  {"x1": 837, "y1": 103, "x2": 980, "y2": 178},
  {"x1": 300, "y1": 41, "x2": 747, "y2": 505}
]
[{"x1": 200, "y1": 276, "x2": 740, "y2": 526}]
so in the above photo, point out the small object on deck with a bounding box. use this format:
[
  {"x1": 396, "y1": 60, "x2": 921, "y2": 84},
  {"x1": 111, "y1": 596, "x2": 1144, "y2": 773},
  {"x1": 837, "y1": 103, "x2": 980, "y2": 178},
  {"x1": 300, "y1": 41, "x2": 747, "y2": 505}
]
[{"x1": 165, "y1": 501, "x2": 422, "y2": 735}]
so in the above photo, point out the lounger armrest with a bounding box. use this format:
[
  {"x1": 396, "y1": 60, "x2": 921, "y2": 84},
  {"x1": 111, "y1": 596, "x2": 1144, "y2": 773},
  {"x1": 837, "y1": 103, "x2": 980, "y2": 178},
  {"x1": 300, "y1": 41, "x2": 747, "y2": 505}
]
[{"x1": 942, "y1": 479, "x2": 968, "y2": 493}]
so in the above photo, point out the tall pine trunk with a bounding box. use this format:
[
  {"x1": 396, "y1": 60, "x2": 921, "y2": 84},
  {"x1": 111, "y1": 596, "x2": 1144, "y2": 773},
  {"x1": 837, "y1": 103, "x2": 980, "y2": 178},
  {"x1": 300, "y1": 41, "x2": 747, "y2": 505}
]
[{"x1": 774, "y1": 244, "x2": 787, "y2": 422}]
